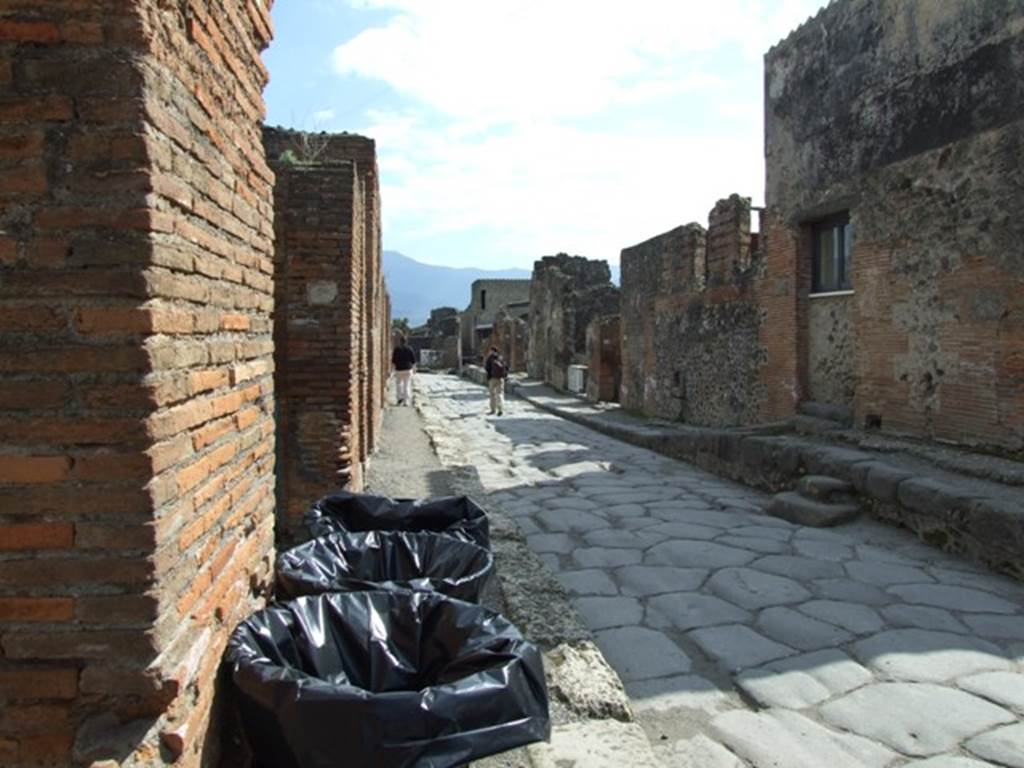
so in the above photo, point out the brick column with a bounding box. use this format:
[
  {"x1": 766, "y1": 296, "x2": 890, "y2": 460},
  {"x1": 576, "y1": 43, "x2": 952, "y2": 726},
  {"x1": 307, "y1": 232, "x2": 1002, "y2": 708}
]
[
  {"x1": 270, "y1": 163, "x2": 366, "y2": 544},
  {"x1": 0, "y1": 2, "x2": 276, "y2": 765},
  {"x1": 756, "y1": 213, "x2": 806, "y2": 422}
]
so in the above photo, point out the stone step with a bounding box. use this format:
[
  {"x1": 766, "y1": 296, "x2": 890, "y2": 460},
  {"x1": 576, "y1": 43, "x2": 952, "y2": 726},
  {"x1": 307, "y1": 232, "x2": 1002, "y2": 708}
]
[
  {"x1": 797, "y1": 400, "x2": 853, "y2": 427},
  {"x1": 791, "y1": 414, "x2": 845, "y2": 436},
  {"x1": 766, "y1": 491, "x2": 860, "y2": 528},
  {"x1": 797, "y1": 474, "x2": 854, "y2": 502}
]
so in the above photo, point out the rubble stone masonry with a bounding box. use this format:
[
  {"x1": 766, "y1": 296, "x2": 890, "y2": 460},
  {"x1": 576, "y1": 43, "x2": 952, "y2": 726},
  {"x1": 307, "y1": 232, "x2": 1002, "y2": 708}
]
[
  {"x1": 460, "y1": 279, "x2": 531, "y2": 363},
  {"x1": 528, "y1": 254, "x2": 619, "y2": 392},
  {"x1": 485, "y1": 308, "x2": 529, "y2": 374},
  {"x1": 766, "y1": 0, "x2": 1024, "y2": 450},
  {"x1": 0, "y1": 1, "x2": 276, "y2": 765},
  {"x1": 620, "y1": 197, "x2": 774, "y2": 425},
  {"x1": 264, "y1": 128, "x2": 388, "y2": 545}
]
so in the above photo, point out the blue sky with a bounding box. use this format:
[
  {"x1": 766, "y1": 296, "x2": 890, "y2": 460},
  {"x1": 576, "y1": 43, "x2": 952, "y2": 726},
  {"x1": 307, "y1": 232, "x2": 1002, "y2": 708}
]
[{"x1": 263, "y1": 0, "x2": 826, "y2": 270}]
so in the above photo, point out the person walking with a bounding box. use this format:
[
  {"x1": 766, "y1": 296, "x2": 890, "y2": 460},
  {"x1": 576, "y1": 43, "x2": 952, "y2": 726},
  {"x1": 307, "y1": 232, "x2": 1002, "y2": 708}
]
[
  {"x1": 484, "y1": 345, "x2": 507, "y2": 416},
  {"x1": 391, "y1": 335, "x2": 416, "y2": 405}
]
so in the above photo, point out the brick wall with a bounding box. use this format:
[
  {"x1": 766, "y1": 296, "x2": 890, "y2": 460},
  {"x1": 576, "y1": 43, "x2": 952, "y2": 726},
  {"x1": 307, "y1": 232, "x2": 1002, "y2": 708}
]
[
  {"x1": 766, "y1": 0, "x2": 1024, "y2": 450},
  {"x1": 586, "y1": 315, "x2": 621, "y2": 403},
  {"x1": 265, "y1": 129, "x2": 387, "y2": 545},
  {"x1": 0, "y1": 1, "x2": 276, "y2": 766}
]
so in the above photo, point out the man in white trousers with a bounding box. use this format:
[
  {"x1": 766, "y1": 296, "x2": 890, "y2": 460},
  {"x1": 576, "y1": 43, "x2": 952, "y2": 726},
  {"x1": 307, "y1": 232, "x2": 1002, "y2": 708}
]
[{"x1": 391, "y1": 335, "x2": 416, "y2": 405}]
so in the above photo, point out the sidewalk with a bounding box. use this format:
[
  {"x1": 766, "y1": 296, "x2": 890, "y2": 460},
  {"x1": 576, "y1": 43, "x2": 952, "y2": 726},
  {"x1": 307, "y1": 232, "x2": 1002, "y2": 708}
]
[{"x1": 506, "y1": 376, "x2": 1024, "y2": 583}]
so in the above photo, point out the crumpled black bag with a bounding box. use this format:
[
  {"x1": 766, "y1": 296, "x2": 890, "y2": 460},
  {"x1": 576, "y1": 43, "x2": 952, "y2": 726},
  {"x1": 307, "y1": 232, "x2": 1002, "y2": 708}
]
[
  {"x1": 225, "y1": 590, "x2": 550, "y2": 768},
  {"x1": 305, "y1": 491, "x2": 490, "y2": 549},
  {"x1": 276, "y1": 530, "x2": 493, "y2": 604}
]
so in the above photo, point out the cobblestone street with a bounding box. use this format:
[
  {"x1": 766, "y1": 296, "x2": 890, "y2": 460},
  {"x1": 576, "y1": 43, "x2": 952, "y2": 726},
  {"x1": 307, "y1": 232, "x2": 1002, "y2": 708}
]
[{"x1": 415, "y1": 373, "x2": 1024, "y2": 767}]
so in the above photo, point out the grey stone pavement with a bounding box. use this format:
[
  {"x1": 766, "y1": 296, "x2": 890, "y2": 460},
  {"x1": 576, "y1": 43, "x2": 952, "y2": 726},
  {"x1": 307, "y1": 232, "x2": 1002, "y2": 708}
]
[{"x1": 414, "y1": 373, "x2": 1024, "y2": 768}]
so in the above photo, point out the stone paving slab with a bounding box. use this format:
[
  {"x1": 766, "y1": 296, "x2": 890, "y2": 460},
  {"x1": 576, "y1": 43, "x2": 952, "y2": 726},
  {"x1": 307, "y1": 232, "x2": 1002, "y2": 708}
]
[
  {"x1": 820, "y1": 682, "x2": 1015, "y2": 756},
  {"x1": 654, "y1": 734, "x2": 744, "y2": 768},
  {"x1": 852, "y1": 629, "x2": 1011, "y2": 682},
  {"x1": 594, "y1": 626, "x2": 692, "y2": 682},
  {"x1": 735, "y1": 648, "x2": 872, "y2": 709},
  {"x1": 964, "y1": 722, "x2": 1024, "y2": 768},
  {"x1": 625, "y1": 674, "x2": 735, "y2": 715},
  {"x1": 528, "y1": 720, "x2": 663, "y2": 768},
  {"x1": 710, "y1": 709, "x2": 897, "y2": 768},
  {"x1": 414, "y1": 374, "x2": 1024, "y2": 767},
  {"x1": 689, "y1": 624, "x2": 795, "y2": 671},
  {"x1": 957, "y1": 670, "x2": 1024, "y2": 714}
]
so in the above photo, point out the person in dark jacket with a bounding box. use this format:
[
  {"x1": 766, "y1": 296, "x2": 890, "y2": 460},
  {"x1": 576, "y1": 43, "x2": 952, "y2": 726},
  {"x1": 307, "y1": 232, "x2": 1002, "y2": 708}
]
[
  {"x1": 484, "y1": 346, "x2": 507, "y2": 415},
  {"x1": 391, "y1": 335, "x2": 416, "y2": 405}
]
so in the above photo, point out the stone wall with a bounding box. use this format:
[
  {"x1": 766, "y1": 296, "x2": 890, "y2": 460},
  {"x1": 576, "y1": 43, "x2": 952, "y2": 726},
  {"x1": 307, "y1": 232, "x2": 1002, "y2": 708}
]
[
  {"x1": 460, "y1": 279, "x2": 531, "y2": 361},
  {"x1": 485, "y1": 308, "x2": 529, "y2": 373},
  {"x1": 0, "y1": 2, "x2": 276, "y2": 765},
  {"x1": 808, "y1": 296, "x2": 855, "y2": 406},
  {"x1": 265, "y1": 129, "x2": 388, "y2": 545},
  {"x1": 766, "y1": 0, "x2": 1024, "y2": 450},
  {"x1": 620, "y1": 197, "x2": 772, "y2": 426},
  {"x1": 528, "y1": 254, "x2": 619, "y2": 391},
  {"x1": 424, "y1": 307, "x2": 461, "y2": 369}
]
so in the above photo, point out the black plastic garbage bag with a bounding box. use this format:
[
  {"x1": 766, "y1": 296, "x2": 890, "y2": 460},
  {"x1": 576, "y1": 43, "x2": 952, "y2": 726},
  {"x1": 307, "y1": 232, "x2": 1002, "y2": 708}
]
[
  {"x1": 305, "y1": 491, "x2": 490, "y2": 549},
  {"x1": 276, "y1": 530, "x2": 494, "y2": 603},
  {"x1": 226, "y1": 590, "x2": 550, "y2": 768}
]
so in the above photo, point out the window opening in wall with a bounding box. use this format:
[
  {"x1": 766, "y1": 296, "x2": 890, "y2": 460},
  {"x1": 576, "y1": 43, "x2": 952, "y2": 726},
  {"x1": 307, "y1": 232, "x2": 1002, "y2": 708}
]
[
  {"x1": 480, "y1": 289, "x2": 487, "y2": 310},
  {"x1": 811, "y1": 213, "x2": 852, "y2": 294}
]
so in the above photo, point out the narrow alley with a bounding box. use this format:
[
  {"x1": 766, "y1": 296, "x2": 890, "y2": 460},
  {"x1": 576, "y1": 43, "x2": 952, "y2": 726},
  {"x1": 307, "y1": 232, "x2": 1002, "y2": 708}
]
[{"x1": 411, "y1": 373, "x2": 1024, "y2": 767}]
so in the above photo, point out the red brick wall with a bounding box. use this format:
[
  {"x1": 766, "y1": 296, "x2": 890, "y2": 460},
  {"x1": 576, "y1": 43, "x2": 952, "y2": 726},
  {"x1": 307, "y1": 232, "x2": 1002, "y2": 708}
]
[
  {"x1": 586, "y1": 315, "x2": 621, "y2": 403},
  {"x1": 266, "y1": 130, "x2": 388, "y2": 545},
  {"x1": 0, "y1": 1, "x2": 276, "y2": 765},
  {"x1": 755, "y1": 215, "x2": 805, "y2": 422}
]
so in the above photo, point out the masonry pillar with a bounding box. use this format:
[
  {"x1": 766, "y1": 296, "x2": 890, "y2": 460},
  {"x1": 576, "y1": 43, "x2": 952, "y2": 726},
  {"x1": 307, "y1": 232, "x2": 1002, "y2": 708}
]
[
  {"x1": 264, "y1": 128, "x2": 388, "y2": 546},
  {"x1": 0, "y1": 3, "x2": 276, "y2": 765}
]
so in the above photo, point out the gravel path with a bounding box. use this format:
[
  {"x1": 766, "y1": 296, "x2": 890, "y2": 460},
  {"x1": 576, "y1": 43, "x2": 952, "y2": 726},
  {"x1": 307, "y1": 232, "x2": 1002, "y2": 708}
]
[
  {"x1": 364, "y1": 380, "x2": 455, "y2": 498},
  {"x1": 415, "y1": 372, "x2": 1024, "y2": 768}
]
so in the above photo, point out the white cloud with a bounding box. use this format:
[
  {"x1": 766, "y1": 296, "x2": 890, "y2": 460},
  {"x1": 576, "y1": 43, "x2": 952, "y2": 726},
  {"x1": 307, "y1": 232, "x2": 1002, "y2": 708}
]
[
  {"x1": 311, "y1": 108, "x2": 336, "y2": 125},
  {"x1": 332, "y1": 1, "x2": 824, "y2": 122},
  {"x1": 330, "y1": 0, "x2": 826, "y2": 268},
  {"x1": 367, "y1": 112, "x2": 763, "y2": 266}
]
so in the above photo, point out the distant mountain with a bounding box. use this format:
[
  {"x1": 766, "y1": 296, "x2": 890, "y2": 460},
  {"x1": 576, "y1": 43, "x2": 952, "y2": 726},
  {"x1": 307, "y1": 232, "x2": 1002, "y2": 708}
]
[
  {"x1": 383, "y1": 250, "x2": 622, "y2": 326},
  {"x1": 384, "y1": 251, "x2": 530, "y2": 326}
]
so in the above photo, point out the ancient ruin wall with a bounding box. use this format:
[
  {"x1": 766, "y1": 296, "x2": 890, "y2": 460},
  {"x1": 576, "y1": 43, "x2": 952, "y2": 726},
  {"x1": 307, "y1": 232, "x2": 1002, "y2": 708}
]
[
  {"x1": 620, "y1": 197, "x2": 769, "y2": 426},
  {"x1": 264, "y1": 129, "x2": 387, "y2": 458},
  {"x1": 269, "y1": 163, "x2": 366, "y2": 545},
  {"x1": 766, "y1": 0, "x2": 1024, "y2": 449},
  {"x1": 485, "y1": 309, "x2": 529, "y2": 373},
  {"x1": 460, "y1": 279, "x2": 531, "y2": 361},
  {"x1": 0, "y1": 2, "x2": 276, "y2": 765},
  {"x1": 528, "y1": 255, "x2": 618, "y2": 391}
]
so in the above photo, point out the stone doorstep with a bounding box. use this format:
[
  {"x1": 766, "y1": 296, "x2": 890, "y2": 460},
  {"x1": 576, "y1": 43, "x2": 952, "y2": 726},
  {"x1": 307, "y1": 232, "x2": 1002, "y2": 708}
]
[
  {"x1": 766, "y1": 491, "x2": 861, "y2": 528},
  {"x1": 507, "y1": 378, "x2": 1024, "y2": 583},
  {"x1": 797, "y1": 474, "x2": 854, "y2": 502}
]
